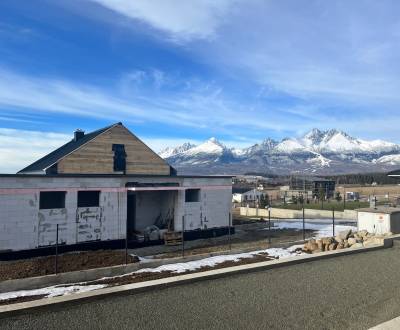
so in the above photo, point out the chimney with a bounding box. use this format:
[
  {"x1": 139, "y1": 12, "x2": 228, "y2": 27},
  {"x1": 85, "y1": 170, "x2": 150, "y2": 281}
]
[{"x1": 74, "y1": 129, "x2": 85, "y2": 141}]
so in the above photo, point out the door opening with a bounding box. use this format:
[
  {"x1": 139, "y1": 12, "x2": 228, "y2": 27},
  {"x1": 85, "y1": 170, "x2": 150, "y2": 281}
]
[{"x1": 127, "y1": 191, "x2": 136, "y2": 239}]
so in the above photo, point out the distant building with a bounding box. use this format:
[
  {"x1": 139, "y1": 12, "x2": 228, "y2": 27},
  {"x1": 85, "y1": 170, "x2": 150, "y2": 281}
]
[
  {"x1": 233, "y1": 175, "x2": 266, "y2": 184},
  {"x1": 289, "y1": 176, "x2": 336, "y2": 199},
  {"x1": 388, "y1": 170, "x2": 400, "y2": 179},
  {"x1": 346, "y1": 192, "x2": 360, "y2": 201},
  {"x1": 232, "y1": 188, "x2": 265, "y2": 204}
]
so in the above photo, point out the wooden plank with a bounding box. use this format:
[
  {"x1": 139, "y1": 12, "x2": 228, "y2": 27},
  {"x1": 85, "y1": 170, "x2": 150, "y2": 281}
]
[{"x1": 57, "y1": 124, "x2": 171, "y2": 175}]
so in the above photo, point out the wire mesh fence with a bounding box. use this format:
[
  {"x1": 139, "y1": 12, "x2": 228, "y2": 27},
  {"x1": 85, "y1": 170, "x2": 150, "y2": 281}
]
[{"x1": 0, "y1": 206, "x2": 358, "y2": 283}]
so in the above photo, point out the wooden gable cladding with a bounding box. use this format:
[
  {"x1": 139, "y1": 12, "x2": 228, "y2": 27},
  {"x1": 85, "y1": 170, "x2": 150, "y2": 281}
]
[{"x1": 57, "y1": 124, "x2": 171, "y2": 175}]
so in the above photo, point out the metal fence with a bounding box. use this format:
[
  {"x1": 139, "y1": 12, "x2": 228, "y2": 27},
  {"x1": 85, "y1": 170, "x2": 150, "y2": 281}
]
[{"x1": 0, "y1": 207, "x2": 355, "y2": 282}]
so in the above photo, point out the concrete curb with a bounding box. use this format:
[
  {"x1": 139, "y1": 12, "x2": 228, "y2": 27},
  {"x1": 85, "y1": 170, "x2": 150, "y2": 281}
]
[
  {"x1": 369, "y1": 316, "x2": 400, "y2": 329},
  {"x1": 0, "y1": 241, "x2": 390, "y2": 319}
]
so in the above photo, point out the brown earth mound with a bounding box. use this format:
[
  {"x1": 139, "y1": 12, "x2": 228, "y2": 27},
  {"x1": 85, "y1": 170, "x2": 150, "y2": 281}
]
[{"x1": 0, "y1": 250, "x2": 139, "y2": 281}]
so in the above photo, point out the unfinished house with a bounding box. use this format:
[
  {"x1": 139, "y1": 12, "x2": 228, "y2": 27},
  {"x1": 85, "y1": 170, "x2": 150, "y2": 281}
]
[{"x1": 0, "y1": 123, "x2": 232, "y2": 253}]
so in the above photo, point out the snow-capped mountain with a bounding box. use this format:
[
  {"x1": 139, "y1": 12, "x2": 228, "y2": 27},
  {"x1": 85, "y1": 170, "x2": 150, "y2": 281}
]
[
  {"x1": 164, "y1": 137, "x2": 235, "y2": 166},
  {"x1": 159, "y1": 142, "x2": 196, "y2": 159},
  {"x1": 160, "y1": 129, "x2": 400, "y2": 175},
  {"x1": 274, "y1": 129, "x2": 398, "y2": 154}
]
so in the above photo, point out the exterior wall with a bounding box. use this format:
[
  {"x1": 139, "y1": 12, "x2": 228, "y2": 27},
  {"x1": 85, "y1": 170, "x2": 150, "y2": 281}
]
[
  {"x1": 0, "y1": 193, "x2": 38, "y2": 251},
  {"x1": 57, "y1": 124, "x2": 171, "y2": 175},
  {"x1": 76, "y1": 207, "x2": 102, "y2": 243},
  {"x1": 38, "y1": 192, "x2": 73, "y2": 247},
  {"x1": 357, "y1": 211, "x2": 400, "y2": 234},
  {"x1": 0, "y1": 175, "x2": 232, "y2": 251},
  {"x1": 358, "y1": 212, "x2": 391, "y2": 234},
  {"x1": 240, "y1": 207, "x2": 358, "y2": 220},
  {"x1": 174, "y1": 177, "x2": 232, "y2": 231},
  {"x1": 242, "y1": 189, "x2": 264, "y2": 201},
  {"x1": 0, "y1": 177, "x2": 126, "y2": 252}
]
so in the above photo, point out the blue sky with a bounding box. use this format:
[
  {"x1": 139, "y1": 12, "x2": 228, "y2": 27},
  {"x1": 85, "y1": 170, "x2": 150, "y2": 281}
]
[{"x1": 1, "y1": 0, "x2": 400, "y2": 172}]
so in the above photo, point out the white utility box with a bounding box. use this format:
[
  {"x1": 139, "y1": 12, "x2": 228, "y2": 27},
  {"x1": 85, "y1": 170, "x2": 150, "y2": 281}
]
[{"x1": 357, "y1": 207, "x2": 400, "y2": 235}]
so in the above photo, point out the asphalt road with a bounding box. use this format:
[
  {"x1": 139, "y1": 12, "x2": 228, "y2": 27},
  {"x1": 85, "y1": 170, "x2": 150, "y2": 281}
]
[{"x1": 2, "y1": 244, "x2": 400, "y2": 330}]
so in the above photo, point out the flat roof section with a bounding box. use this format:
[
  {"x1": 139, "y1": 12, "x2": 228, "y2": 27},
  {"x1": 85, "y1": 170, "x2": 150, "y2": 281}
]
[{"x1": 356, "y1": 207, "x2": 400, "y2": 215}]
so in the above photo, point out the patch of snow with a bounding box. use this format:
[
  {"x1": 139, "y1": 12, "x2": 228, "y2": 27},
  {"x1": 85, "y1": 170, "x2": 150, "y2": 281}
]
[
  {"x1": 358, "y1": 139, "x2": 398, "y2": 153},
  {"x1": 0, "y1": 284, "x2": 106, "y2": 302},
  {"x1": 232, "y1": 148, "x2": 246, "y2": 156},
  {"x1": 275, "y1": 138, "x2": 305, "y2": 153},
  {"x1": 318, "y1": 131, "x2": 361, "y2": 152},
  {"x1": 137, "y1": 255, "x2": 157, "y2": 263},
  {"x1": 286, "y1": 244, "x2": 306, "y2": 252},
  {"x1": 375, "y1": 154, "x2": 400, "y2": 165},
  {"x1": 0, "y1": 247, "x2": 303, "y2": 302},
  {"x1": 135, "y1": 247, "x2": 300, "y2": 274},
  {"x1": 307, "y1": 152, "x2": 331, "y2": 167},
  {"x1": 270, "y1": 220, "x2": 357, "y2": 238}
]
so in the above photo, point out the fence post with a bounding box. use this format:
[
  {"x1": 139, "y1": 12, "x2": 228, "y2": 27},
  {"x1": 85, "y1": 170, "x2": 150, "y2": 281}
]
[
  {"x1": 268, "y1": 207, "x2": 271, "y2": 246},
  {"x1": 125, "y1": 216, "x2": 128, "y2": 265},
  {"x1": 343, "y1": 192, "x2": 346, "y2": 210},
  {"x1": 332, "y1": 208, "x2": 335, "y2": 237},
  {"x1": 55, "y1": 224, "x2": 59, "y2": 275},
  {"x1": 228, "y1": 212, "x2": 232, "y2": 250},
  {"x1": 182, "y1": 215, "x2": 185, "y2": 258},
  {"x1": 302, "y1": 207, "x2": 305, "y2": 241}
]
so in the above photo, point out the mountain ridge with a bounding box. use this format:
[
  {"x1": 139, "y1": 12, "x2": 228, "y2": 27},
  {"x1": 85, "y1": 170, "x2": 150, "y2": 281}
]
[{"x1": 159, "y1": 129, "x2": 400, "y2": 175}]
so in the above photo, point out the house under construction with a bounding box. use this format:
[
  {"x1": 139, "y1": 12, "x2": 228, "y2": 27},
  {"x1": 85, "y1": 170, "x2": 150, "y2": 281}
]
[{"x1": 0, "y1": 123, "x2": 232, "y2": 253}]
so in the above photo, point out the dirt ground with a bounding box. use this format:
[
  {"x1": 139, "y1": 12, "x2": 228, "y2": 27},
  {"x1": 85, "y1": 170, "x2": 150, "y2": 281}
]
[
  {"x1": 127, "y1": 212, "x2": 315, "y2": 259},
  {"x1": 0, "y1": 253, "x2": 277, "y2": 306},
  {"x1": 89, "y1": 253, "x2": 274, "y2": 286},
  {"x1": 130, "y1": 224, "x2": 311, "y2": 259},
  {"x1": 0, "y1": 215, "x2": 316, "y2": 282},
  {"x1": 0, "y1": 250, "x2": 139, "y2": 281}
]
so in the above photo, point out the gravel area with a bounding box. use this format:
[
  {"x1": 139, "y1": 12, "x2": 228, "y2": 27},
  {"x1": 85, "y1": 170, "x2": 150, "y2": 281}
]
[{"x1": 1, "y1": 243, "x2": 400, "y2": 329}]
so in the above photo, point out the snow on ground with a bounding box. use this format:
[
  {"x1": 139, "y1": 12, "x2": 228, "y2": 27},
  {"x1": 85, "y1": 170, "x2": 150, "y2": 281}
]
[
  {"x1": 1, "y1": 219, "x2": 356, "y2": 303},
  {"x1": 0, "y1": 246, "x2": 303, "y2": 302},
  {"x1": 269, "y1": 220, "x2": 357, "y2": 238},
  {"x1": 0, "y1": 284, "x2": 106, "y2": 302},
  {"x1": 135, "y1": 247, "x2": 300, "y2": 275}
]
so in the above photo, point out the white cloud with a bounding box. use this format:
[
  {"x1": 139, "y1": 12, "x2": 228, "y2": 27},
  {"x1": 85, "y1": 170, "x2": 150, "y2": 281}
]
[
  {"x1": 181, "y1": 0, "x2": 400, "y2": 107},
  {"x1": 0, "y1": 127, "x2": 201, "y2": 173},
  {"x1": 89, "y1": 0, "x2": 237, "y2": 41},
  {"x1": 0, "y1": 67, "x2": 295, "y2": 138},
  {"x1": 141, "y1": 137, "x2": 201, "y2": 153},
  {"x1": 0, "y1": 128, "x2": 70, "y2": 173},
  {"x1": 52, "y1": 0, "x2": 400, "y2": 142},
  {"x1": 0, "y1": 68, "x2": 214, "y2": 129}
]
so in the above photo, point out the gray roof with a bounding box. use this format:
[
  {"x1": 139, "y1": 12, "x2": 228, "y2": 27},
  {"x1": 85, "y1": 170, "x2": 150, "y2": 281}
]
[{"x1": 18, "y1": 123, "x2": 120, "y2": 174}]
